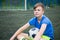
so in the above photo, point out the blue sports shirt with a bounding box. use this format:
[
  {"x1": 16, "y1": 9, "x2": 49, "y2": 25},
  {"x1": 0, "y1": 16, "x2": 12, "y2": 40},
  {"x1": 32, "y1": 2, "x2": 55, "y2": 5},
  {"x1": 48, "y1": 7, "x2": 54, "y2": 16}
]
[{"x1": 28, "y1": 15, "x2": 54, "y2": 40}]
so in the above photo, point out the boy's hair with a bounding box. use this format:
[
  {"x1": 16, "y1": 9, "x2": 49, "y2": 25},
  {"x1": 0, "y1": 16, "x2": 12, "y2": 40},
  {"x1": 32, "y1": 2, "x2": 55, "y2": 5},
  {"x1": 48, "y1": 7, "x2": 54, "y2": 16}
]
[{"x1": 34, "y1": 3, "x2": 44, "y2": 10}]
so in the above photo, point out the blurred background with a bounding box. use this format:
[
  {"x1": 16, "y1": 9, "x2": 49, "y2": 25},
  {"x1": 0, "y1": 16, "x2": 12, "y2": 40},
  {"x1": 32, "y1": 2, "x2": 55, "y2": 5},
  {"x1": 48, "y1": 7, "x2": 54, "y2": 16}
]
[{"x1": 0, "y1": 0, "x2": 60, "y2": 40}]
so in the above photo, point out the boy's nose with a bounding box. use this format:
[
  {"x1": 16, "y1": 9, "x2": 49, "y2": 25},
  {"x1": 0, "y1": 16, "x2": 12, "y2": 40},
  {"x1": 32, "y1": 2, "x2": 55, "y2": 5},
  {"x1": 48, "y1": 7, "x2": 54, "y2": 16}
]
[{"x1": 35, "y1": 11, "x2": 38, "y2": 13}]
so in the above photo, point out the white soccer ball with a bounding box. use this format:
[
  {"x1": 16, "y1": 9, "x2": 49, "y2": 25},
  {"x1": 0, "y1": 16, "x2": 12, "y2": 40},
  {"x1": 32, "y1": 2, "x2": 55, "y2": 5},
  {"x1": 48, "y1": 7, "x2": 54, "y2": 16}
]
[{"x1": 29, "y1": 27, "x2": 39, "y2": 38}]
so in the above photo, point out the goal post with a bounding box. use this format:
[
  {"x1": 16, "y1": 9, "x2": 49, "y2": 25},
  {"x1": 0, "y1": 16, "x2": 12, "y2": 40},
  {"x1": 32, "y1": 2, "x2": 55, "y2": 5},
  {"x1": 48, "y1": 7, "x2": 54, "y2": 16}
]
[{"x1": 25, "y1": 0, "x2": 27, "y2": 11}]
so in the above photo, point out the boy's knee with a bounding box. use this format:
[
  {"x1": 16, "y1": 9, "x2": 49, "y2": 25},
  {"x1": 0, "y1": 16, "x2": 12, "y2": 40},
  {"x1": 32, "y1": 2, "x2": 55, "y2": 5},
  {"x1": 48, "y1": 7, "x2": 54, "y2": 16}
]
[
  {"x1": 17, "y1": 34, "x2": 21, "y2": 40},
  {"x1": 17, "y1": 33, "x2": 23, "y2": 40},
  {"x1": 17, "y1": 33, "x2": 28, "y2": 40}
]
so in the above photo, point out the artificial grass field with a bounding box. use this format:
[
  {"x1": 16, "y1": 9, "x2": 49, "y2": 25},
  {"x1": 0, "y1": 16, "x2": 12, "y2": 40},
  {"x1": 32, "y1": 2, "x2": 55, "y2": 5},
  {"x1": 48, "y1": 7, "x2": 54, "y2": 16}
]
[{"x1": 0, "y1": 6, "x2": 60, "y2": 40}]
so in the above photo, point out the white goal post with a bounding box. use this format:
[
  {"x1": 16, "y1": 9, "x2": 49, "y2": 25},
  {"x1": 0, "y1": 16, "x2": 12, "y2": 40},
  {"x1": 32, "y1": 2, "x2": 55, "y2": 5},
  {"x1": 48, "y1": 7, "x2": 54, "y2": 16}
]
[{"x1": 25, "y1": 0, "x2": 27, "y2": 11}]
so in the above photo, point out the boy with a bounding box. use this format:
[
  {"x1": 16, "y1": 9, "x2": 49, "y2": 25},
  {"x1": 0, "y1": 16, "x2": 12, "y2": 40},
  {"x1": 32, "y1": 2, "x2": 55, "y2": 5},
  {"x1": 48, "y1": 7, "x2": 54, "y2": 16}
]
[{"x1": 10, "y1": 3, "x2": 54, "y2": 40}]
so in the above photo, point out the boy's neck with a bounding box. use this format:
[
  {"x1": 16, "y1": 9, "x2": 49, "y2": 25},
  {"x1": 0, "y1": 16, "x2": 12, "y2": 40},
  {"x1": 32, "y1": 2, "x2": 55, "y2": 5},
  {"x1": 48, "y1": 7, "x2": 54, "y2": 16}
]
[
  {"x1": 37, "y1": 16, "x2": 42, "y2": 24},
  {"x1": 37, "y1": 15, "x2": 42, "y2": 21}
]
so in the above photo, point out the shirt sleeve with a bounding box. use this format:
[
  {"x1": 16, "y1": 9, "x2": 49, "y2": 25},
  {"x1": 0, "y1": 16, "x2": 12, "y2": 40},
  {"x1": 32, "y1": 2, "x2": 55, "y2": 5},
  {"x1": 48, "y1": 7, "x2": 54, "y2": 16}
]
[
  {"x1": 42, "y1": 18, "x2": 50, "y2": 24},
  {"x1": 28, "y1": 17, "x2": 36, "y2": 25}
]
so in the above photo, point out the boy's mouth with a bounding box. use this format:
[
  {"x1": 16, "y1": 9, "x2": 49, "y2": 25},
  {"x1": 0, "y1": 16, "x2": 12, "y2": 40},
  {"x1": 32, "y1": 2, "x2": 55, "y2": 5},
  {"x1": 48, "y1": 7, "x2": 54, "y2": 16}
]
[{"x1": 35, "y1": 13, "x2": 39, "y2": 15}]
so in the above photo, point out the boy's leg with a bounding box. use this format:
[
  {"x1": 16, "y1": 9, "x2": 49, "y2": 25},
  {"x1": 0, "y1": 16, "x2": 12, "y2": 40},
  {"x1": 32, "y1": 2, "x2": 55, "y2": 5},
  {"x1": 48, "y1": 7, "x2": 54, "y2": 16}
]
[
  {"x1": 17, "y1": 33, "x2": 50, "y2": 40},
  {"x1": 29, "y1": 35, "x2": 50, "y2": 40},
  {"x1": 17, "y1": 33, "x2": 29, "y2": 40}
]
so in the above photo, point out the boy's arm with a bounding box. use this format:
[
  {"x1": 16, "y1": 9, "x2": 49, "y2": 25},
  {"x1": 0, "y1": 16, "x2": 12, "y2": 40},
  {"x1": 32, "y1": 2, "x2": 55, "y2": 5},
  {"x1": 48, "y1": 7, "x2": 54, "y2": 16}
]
[
  {"x1": 10, "y1": 23, "x2": 30, "y2": 40},
  {"x1": 34, "y1": 24, "x2": 47, "y2": 40}
]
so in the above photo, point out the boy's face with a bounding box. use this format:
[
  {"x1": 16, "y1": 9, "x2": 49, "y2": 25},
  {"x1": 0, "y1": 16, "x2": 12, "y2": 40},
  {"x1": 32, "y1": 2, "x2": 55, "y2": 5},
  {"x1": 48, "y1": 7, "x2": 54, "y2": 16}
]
[{"x1": 34, "y1": 6, "x2": 44, "y2": 18}]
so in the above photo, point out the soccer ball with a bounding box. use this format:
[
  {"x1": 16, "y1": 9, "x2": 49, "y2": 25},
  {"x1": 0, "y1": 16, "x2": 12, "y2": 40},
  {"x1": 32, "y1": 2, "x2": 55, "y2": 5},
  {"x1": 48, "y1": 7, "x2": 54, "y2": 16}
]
[
  {"x1": 20, "y1": 36, "x2": 27, "y2": 40},
  {"x1": 29, "y1": 27, "x2": 39, "y2": 38}
]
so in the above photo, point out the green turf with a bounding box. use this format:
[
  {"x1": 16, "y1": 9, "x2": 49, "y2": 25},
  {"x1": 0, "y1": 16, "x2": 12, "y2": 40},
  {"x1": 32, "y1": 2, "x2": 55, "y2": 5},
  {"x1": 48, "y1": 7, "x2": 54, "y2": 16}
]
[{"x1": 0, "y1": 6, "x2": 60, "y2": 40}]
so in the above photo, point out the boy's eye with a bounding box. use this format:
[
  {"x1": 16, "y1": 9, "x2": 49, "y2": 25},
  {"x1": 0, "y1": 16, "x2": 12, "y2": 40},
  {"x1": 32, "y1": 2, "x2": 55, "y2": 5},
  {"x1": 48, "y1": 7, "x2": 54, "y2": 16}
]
[
  {"x1": 34, "y1": 9, "x2": 40, "y2": 11},
  {"x1": 37, "y1": 9, "x2": 40, "y2": 11}
]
